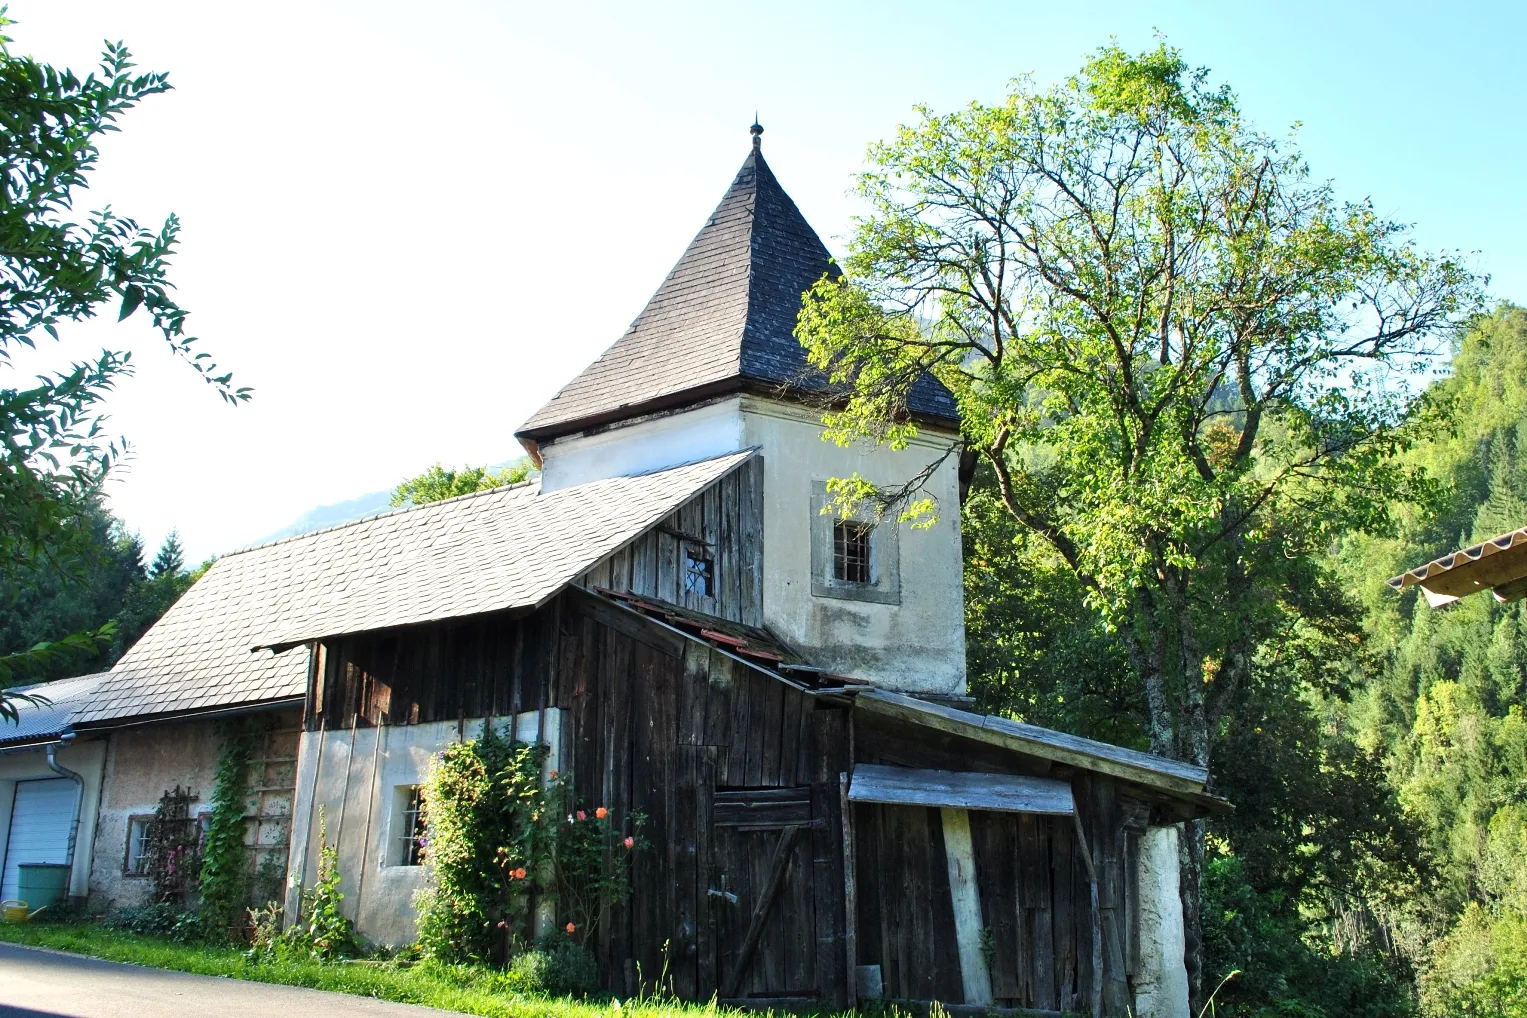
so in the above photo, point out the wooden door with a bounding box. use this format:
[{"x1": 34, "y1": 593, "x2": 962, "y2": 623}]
[{"x1": 709, "y1": 787, "x2": 820, "y2": 1005}]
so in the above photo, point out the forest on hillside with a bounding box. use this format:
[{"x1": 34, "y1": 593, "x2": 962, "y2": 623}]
[{"x1": 966, "y1": 304, "x2": 1527, "y2": 1017}]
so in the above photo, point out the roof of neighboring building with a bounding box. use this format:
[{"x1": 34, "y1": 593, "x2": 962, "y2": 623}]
[
  {"x1": 0, "y1": 671, "x2": 110, "y2": 746},
  {"x1": 1388, "y1": 526, "x2": 1527, "y2": 607},
  {"x1": 516, "y1": 131, "x2": 959, "y2": 442},
  {"x1": 76, "y1": 451, "x2": 756, "y2": 726}
]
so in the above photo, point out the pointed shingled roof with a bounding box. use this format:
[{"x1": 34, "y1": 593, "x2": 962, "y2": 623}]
[{"x1": 516, "y1": 131, "x2": 958, "y2": 441}]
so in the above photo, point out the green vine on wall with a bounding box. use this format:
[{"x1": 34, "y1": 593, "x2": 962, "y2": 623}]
[{"x1": 199, "y1": 725, "x2": 252, "y2": 935}]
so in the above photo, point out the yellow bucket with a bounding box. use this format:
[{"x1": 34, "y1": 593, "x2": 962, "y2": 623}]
[{"x1": 2, "y1": 899, "x2": 34, "y2": 923}]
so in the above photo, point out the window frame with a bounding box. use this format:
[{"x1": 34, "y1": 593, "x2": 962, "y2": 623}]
[
  {"x1": 682, "y1": 542, "x2": 715, "y2": 599},
  {"x1": 123, "y1": 814, "x2": 154, "y2": 877},
  {"x1": 810, "y1": 480, "x2": 900, "y2": 605},
  {"x1": 395, "y1": 785, "x2": 426, "y2": 867}
]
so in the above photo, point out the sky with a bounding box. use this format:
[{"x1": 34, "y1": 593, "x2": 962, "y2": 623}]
[{"x1": 8, "y1": 0, "x2": 1526, "y2": 563}]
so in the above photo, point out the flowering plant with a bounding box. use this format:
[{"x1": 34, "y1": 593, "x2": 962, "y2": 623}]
[{"x1": 555, "y1": 799, "x2": 647, "y2": 943}]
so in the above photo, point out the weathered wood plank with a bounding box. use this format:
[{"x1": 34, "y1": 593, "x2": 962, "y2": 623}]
[
  {"x1": 695, "y1": 747, "x2": 719, "y2": 1000},
  {"x1": 850, "y1": 765, "x2": 1075, "y2": 815},
  {"x1": 941, "y1": 808, "x2": 994, "y2": 1005},
  {"x1": 971, "y1": 811, "x2": 1022, "y2": 1002},
  {"x1": 569, "y1": 587, "x2": 686, "y2": 658}
]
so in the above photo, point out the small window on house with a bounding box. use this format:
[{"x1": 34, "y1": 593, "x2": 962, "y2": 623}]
[
  {"x1": 125, "y1": 815, "x2": 153, "y2": 875},
  {"x1": 833, "y1": 521, "x2": 872, "y2": 584},
  {"x1": 396, "y1": 786, "x2": 426, "y2": 866},
  {"x1": 683, "y1": 544, "x2": 713, "y2": 598}
]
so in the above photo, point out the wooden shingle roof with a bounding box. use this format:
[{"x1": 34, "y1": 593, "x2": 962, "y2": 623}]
[
  {"x1": 76, "y1": 452, "x2": 756, "y2": 726},
  {"x1": 516, "y1": 131, "x2": 958, "y2": 442}
]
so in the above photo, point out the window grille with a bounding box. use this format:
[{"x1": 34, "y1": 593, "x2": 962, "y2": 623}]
[
  {"x1": 399, "y1": 786, "x2": 425, "y2": 866},
  {"x1": 834, "y1": 521, "x2": 872, "y2": 584},
  {"x1": 683, "y1": 544, "x2": 714, "y2": 598}
]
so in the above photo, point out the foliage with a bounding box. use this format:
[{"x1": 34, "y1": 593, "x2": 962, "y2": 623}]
[
  {"x1": 391, "y1": 460, "x2": 534, "y2": 507},
  {"x1": 797, "y1": 41, "x2": 1482, "y2": 1000},
  {"x1": 0, "y1": 16, "x2": 242, "y2": 716},
  {"x1": 0, "y1": 505, "x2": 200, "y2": 689},
  {"x1": 198, "y1": 727, "x2": 252, "y2": 935},
  {"x1": 556, "y1": 804, "x2": 646, "y2": 944},
  {"x1": 1202, "y1": 855, "x2": 1416, "y2": 1018},
  {"x1": 276, "y1": 811, "x2": 358, "y2": 962},
  {"x1": 102, "y1": 902, "x2": 206, "y2": 943},
  {"x1": 145, "y1": 785, "x2": 202, "y2": 906},
  {"x1": 505, "y1": 934, "x2": 601, "y2": 997},
  {"x1": 415, "y1": 723, "x2": 558, "y2": 964}
]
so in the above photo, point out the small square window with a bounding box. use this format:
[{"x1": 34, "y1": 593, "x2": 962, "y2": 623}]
[
  {"x1": 683, "y1": 544, "x2": 713, "y2": 598},
  {"x1": 397, "y1": 786, "x2": 425, "y2": 866},
  {"x1": 125, "y1": 816, "x2": 153, "y2": 875},
  {"x1": 833, "y1": 521, "x2": 872, "y2": 584}
]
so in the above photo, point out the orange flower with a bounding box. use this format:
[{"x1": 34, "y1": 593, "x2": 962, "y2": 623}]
[
  {"x1": 565, "y1": 922, "x2": 577, "y2": 934},
  {"x1": 595, "y1": 807, "x2": 608, "y2": 819},
  {"x1": 548, "y1": 769, "x2": 558, "y2": 779},
  {"x1": 512, "y1": 867, "x2": 527, "y2": 880}
]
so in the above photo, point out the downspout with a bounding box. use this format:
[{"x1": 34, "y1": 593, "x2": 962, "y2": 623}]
[{"x1": 44, "y1": 734, "x2": 85, "y2": 886}]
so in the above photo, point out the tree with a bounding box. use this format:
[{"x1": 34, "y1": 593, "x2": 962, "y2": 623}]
[
  {"x1": 390, "y1": 460, "x2": 532, "y2": 507},
  {"x1": 149, "y1": 529, "x2": 184, "y2": 579},
  {"x1": 0, "y1": 19, "x2": 245, "y2": 716},
  {"x1": 796, "y1": 43, "x2": 1482, "y2": 1001}
]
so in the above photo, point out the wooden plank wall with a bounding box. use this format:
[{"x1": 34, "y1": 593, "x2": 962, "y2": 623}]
[
  {"x1": 554, "y1": 587, "x2": 850, "y2": 1006},
  {"x1": 307, "y1": 605, "x2": 559, "y2": 730},
  {"x1": 578, "y1": 457, "x2": 764, "y2": 627},
  {"x1": 853, "y1": 715, "x2": 1141, "y2": 1015}
]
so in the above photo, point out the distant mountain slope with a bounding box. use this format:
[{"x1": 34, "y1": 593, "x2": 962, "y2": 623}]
[{"x1": 255, "y1": 457, "x2": 533, "y2": 545}]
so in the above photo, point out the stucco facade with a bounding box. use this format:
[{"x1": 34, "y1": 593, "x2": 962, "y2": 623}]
[
  {"x1": 538, "y1": 395, "x2": 967, "y2": 694},
  {"x1": 286, "y1": 710, "x2": 562, "y2": 947},
  {"x1": 1134, "y1": 824, "x2": 1191, "y2": 1018}
]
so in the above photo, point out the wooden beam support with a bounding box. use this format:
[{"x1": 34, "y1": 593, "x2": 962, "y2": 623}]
[{"x1": 940, "y1": 808, "x2": 993, "y2": 1006}]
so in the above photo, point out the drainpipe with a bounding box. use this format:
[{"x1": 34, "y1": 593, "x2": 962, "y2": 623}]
[{"x1": 44, "y1": 733, "x2": 85, "y2": 883}]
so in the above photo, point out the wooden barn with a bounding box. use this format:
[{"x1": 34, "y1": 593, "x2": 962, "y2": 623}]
[{"x1": 9, "y1": 126, "x2": 1222, "y2": 1018}]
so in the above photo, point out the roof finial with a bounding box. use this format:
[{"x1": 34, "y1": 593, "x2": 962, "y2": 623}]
[{"x1": 750, "y1": 116, "x2": 763, "y2": 151}]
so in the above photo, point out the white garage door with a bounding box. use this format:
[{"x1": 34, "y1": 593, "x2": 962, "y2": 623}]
[{"x1": 1, "y1": 778, "x2": 76, "y2": 901}]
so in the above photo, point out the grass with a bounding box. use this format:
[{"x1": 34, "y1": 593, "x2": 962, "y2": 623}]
[{"x1": 0, "y1": 919, "x2": 752, "y2": 1018}]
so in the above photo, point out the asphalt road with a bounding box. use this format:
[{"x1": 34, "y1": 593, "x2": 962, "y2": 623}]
[{"x1": 0, "y1": 942, "x2": 460, "y2": 1018}]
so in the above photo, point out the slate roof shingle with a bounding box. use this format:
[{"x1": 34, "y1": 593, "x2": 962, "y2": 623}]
[
  {"x1": 75, "y1": 452, "x2": 756, "y2": 726},
  {"x1": 0, "y1": 671, "x2": 109, "y2": 745},
  {"x1": 516, "y1": 136, "x2": 958, "y2": 440}
]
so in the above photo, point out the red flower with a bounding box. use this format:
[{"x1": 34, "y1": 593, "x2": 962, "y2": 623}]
[
  {"x1": 576, "y1": 810, "x2": 586, "y2": 821},
  {"x1": 595, "y1": 807, "x2": 608, "y2": 819},
  {"x1": 624, "y1": 836, "x2": 635, "y2": 849}
]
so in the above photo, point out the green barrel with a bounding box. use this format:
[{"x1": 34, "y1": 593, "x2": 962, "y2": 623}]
[{"x1": 16, "y1": 863, "x2": 71, "y2": 911}]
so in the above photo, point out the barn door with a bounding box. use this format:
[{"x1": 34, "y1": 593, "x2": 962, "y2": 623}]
[{"x1": 710, "y1": 787, "x2": 819, "y2": 1005}]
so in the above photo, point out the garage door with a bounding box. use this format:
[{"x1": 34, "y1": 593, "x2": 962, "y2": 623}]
[{"x1": 1, "y1": 778, "x2": 76, "y2": 901}]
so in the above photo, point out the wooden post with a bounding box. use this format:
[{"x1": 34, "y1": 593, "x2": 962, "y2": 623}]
[
  {"x1": 840, "y1": 772, "x2": 858, "y2": 1008},
  {"x1": 1071, "y1": 811, "x2": 1104, "y2": 1018},
  {"x1": 941, "y1": 807, "x2": 994, "y2": 1005}
]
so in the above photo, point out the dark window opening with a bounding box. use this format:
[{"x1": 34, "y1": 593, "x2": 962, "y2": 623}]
[
  {"x1": 399, "y1": 786, "x2": 425, "y2": 866},
  {"x1": 683, "y1": 544, "x2": 714, "y2": 598},
  {"x1": 834, "y1": 521, "x2": 872, "y2": 584}
]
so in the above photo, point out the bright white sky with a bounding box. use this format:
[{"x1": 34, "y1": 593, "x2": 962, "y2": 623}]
[{"x1": 9, "y1": 0, "x2": 1526, "y2": 563}]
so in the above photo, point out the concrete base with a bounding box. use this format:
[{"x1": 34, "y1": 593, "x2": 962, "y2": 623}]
[{"x1": 1133, "y1": 824, "x2": 1190, "y2": 1018}]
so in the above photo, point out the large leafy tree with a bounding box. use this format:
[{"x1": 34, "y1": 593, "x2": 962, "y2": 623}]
[
  {"x1": 390, "y1": 460, "x2": 533, "y2": 507},
  {"x1": 0, "y1": 20, "x2": 245, "y2": 715},
  {"x1": 797, "y1": 43, "x2": 1482, "y2": 1000}
]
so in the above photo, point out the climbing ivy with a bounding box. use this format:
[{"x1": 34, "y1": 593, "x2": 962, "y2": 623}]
[{"x1": 198, "y1": 726, "x2": 252, "y2": 936}]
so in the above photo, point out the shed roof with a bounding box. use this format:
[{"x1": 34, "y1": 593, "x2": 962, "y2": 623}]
[
  {"x1": 0, "y1": 671, "x2": 109, "y2": 746},
  {"x1": 76, "y1": 451, "x2": 755, "y2": 726},
  {"x1": 516, "y1": 130, "x2": 958, "y2": 443},
  {"x1": 1387, "y1": 526, "x2": 1527, "y2": 607}
]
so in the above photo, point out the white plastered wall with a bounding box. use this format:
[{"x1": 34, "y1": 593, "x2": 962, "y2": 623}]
[
  {"x1": 286, "y1": 710, "x2": 561, "y2": 947},
  {"x1": 1134, "y1": 823, "x2": 1190, "y2": 1018},
  {"x1": 537, "y1": 395, "x2": 967, "y2": 693},
  {"x1": 0, "y1": 738, "x2": 107, "y2": 899}
]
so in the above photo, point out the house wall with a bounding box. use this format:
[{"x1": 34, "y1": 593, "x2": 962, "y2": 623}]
[
  {"x1": 285, "y1": 710, "x2": 562, "y2": 947},
  {"x1": 88, "y1": 709, "x2": 301, "y2": 908},
  {"x1": 0, "y1": 738, "x2": 107, "y2": 899},
  {"x1": 536, "y1": 396, "x2": 967, "y2": 693}
]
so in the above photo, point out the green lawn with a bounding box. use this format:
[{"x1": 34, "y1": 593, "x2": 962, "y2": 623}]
[{"x1": 0, "y1": 920, "x2": 760, "y2": 1018}]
